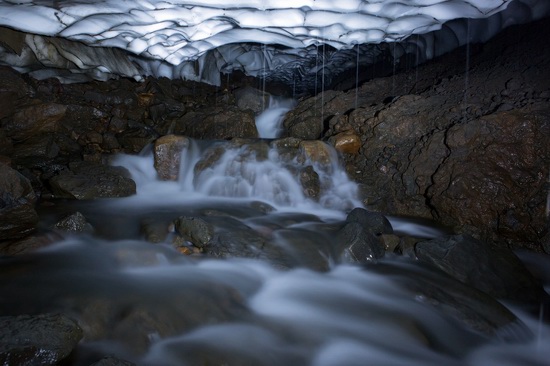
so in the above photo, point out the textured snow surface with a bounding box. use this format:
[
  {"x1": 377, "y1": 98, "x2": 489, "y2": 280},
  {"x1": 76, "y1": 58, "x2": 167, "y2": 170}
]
[{"x1": 0, "y1": 0, "x2": 548, "y2": 86}]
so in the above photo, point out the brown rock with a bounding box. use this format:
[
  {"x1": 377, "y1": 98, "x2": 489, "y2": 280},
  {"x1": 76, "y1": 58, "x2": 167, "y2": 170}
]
[
  {"x1": 298, "y1": 140, "x2": 333, "y2": 167},
  {"x1": 330, "y1": 131, "x2": 361, "y2": 154},
  {"x1": 427, "y1": 108, "x2": 550, "y2": 245},
  {"x1": 153, "y1": 135, "x2": 190, "y2": 181}
]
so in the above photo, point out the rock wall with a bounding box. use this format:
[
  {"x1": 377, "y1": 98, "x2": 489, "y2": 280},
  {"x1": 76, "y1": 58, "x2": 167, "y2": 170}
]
[{"x1": 286, "y1": 18, "x2": 550, "y2": 251}]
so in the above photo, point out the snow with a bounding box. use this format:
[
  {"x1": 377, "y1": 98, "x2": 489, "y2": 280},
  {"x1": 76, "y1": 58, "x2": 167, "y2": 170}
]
[{"x1": 0, "y1": 0, "x2": 548, "y2": 85}]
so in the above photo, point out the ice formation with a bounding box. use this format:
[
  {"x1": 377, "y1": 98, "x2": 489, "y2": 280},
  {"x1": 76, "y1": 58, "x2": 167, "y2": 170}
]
[{"x1": 0, "y1": 0, "x2": 548, "y2": 89}]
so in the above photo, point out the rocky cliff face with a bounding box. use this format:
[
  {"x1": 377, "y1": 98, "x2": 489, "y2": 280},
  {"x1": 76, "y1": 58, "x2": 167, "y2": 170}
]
[{"x1": 285, "y1": 17, "x2": 550, "y2": 251}]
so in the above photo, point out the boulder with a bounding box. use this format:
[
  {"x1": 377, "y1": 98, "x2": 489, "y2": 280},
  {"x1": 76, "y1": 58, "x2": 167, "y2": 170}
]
[
  {"x1": 49, "y1": 162, "x2": 136, "y2": 199},
  {"x1": 233, "y1": 86, "x2": 270, "y2": 113},
  {"x1": 337, "y1": 222, "x2": 385, "y2": 263},
  {"x1": 153, "y1": 135, "x2": 190, "y2": 181},
  {"x1": 174, "y1": 216, "x2": 214, "y2": 248},
  {"x1": 299, "y1": 166, "x2": 320, "y2": 200},
  {"x1": 0, "y1": 313, "x2": 82, "y2": 366},
  {"x1": 329, "y1": 131, "x2": 361, "y2": 154},
  {"x1": 415, "y1": 235, "x2": 544, "y2": 303},
  {"x1": 54, "y1": 212, "x2": 94, "y2": 234},
  {"x1": 0, "y1": 163, "x2": 38, "y2": 240},
  {"x1": 346, "y1": 207, "x2": 393, "y2": 235},
  {"x1": 298, "y1": 140, "x2": 333, "y2": 167}
]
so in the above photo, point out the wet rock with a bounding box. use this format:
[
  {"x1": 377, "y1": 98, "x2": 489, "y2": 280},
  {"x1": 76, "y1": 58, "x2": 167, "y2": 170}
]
[
  {"x1": 368, "y1": 260, "x2": 530, "y2": 340},
  {"x1": 415, "y1": 235, "x2": 544, "y2": 303},
  {"x1": 234, "y1": 86, "x2": 269, "y2": 113},
  {"x1": 329, "y1": 131, "x2": 362, "y2": 154},
  {"x1": 337, "y1": 222, "x2": 385, "y2": 263},
  {"x1": 54, "y1": 212, "x2": 94, "y2": 234},
  {"x1": 346, "y1": 207, "x2": 393, "y2": 235},
  {"x1": 179, "y1": 106, "x2": 258, "y2": 140},
  {"x1": 380, "y1": 234, "x2": 401, "y2": 252},
  {"x1": 2, "y1": 102, "x2": 66, "y2": 140},
  {"x1": 0, "y1": 162, "x2": 38, "y2": 240},
  {"x1": 426, "y1": 108, "x2": 550, "y2": 246},
  {"x1": 0, "y1": 233, "x2": 58, "y2": 255},
  {"x1": 153, "y1": 134, "x2": 190, "y2": 181},
  {"x1": 283, "y1": 91, "x2": 343, "y2": 140},
  {"x1": 298, "y1": 140, "x2": 333, "y2": 167},
  {"x1": 299, "y1": 165, "x2": 320, "y2": 199},
  {"x1": 140, "y1": 219, "x2": 169, "y2": 243},
  {"x1": 174, "y1": 216, "x2": 214, "y2": 248},
  {"x1": 49, "y1": 162, "x2": 136, "y2": 199},
  {"x1": 0, "y1": 313, "x2": 83, "y2": 366}
]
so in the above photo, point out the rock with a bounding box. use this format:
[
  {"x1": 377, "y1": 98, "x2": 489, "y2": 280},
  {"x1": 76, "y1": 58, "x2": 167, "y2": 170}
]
[
  {"x1": 299, "y1": 165, "x2": 320, "y2": 199},
  {"x1": 0, "y1": 233, "x2": 58, "y2": 255},
  {"x1": 286, "y1": 115, "x2": 323, "y2": 140},
  {"x1": 49, "y1": 162, "x2": 136, "y2": 199},
  {"x1": 380, "y1": 234, "x2": 401, "y2": 252},
  {"x1": 0, "y1": 313, "x2": 83, "y2": 366},
  {"x1": 89, "y1": 357, "x2": 135, "y2": 366},
  {"x1": 415, "y1": 235, "x2": 544, "y2": 303},
  {"x1": 174, "y1": 216, "x2": 214, "y2": 248},
  {"x1": 0, "y1": 163, "x2": 38, "y2": 240},
  {"x1": 12, "y1": 135, "x2": 60, "y2": 167},
  {"x1": 178, "y1": 106, "x2": 258, "y2": 139},
  {"x1": 54, "y1": 212, "x2": 94, "y2": 233},
  {"x1": 426, "y1": 108, "x2": 550, "y2": 246},
  {"x1": 337, "y1": 222, "x2": 385, "y2": 263},
  {"x1": 117, "y1": 127, "x2": 158, "y2": 153},
  {"x1": 298, "y1": 140, "x2": 333, "y2": 167},
  {"x1": 329, "y1": 131, "x2": 361, "y2": 154},
  {"x1": 2, "y1": 102, "x2": 66, "y2": 140},
  {"x1": 367, "y1": 260, "x2": 530, "y2": 340},
  {"x1": 140, "y1": 219, "x2": 169, "y2": 243},
  {"x1": 0, "y1": 67, "x2": 33, "y2": 121},
  {"x1": 153, "y1": 135, "x2": 190, "y2": 181},
  {"x1": 346, "y1": 207, "x2": 393, "y2": 235},
  {"x1": 234, "y1": 86, "x2": 269, "y2": 113}
]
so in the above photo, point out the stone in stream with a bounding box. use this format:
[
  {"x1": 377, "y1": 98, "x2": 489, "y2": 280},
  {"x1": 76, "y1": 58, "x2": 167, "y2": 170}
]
[
  {"x1": 337, "y1": 222, "x2": 385, "y2": 263},
  {"x1": 54, "y1": 211, "x2": 95, "y2": 234},
  {"x1": 174, "y1": 216, "x2": 215, "y2": 248},
  {"x1": 0, "y1": 313, "x2": 83, "y2": 365},
  {"x1": 153, "y1": 134, "x2": 190, "y2": 181},
  {"x1": 346, "y1": 207, "x2": 393, "y2": 235},
  {"x1": 415, "y1": 234, "x2": 544, "y2": 303},
  {"x1": 367, "y1": 260, "x2": 532, "y2": 342}
]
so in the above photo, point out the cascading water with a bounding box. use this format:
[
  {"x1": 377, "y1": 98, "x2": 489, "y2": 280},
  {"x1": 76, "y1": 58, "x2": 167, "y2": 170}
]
[
  {"x1": 254, "y1": 96, "x2": 295, "y2": 139},
  {"x1": 1, "y1": 103, "x2": 549, "y2": 366}
]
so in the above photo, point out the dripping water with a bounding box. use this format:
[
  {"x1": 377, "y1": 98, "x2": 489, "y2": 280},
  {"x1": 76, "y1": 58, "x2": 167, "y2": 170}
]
[
  {"x1": 464, "y1": 18, "x2": 471, "y2": 115},
  {"x1": 321, "y1": 41, "x2": 325, "y2": 123},
  {"x1": 355, "y1": 44, "x2": 360, "y2": 109}
]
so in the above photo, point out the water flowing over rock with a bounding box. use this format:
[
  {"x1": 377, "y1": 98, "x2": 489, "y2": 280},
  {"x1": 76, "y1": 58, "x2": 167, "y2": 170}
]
[
  {"x1": 415, "y1": 235, "x2": 544, "y2": 303},
  {"x1": 153, "y1": 135, "x2": 190, "y2": 181}
]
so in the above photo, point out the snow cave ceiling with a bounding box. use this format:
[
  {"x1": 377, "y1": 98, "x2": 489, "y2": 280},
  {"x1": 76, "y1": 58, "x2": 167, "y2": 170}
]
[{"x1": 0, "y1": 0, "x2": 548, "y2": 94}]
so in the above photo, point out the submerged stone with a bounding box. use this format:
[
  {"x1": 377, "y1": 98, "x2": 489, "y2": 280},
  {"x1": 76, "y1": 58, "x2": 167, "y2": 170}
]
[{"x1": 415, "y1": 234, "x2": 544, "y2": 303}]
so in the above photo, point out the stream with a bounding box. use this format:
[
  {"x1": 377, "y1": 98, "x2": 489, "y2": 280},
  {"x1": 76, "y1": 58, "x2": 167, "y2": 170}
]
[{"x1": 1, "y1": 103, "x2": 549, "y2": 366}]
